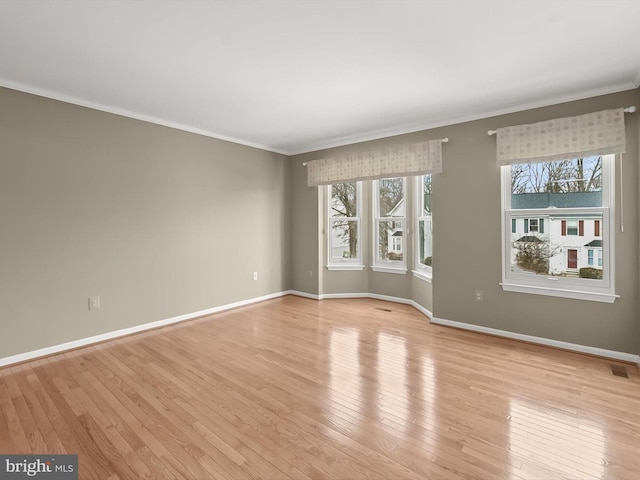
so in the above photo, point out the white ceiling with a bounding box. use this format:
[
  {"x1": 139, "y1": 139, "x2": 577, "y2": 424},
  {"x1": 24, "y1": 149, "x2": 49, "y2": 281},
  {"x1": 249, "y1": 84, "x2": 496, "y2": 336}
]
[{"x1": 1, "y1": 1, "x2": 639, "y2": 155}]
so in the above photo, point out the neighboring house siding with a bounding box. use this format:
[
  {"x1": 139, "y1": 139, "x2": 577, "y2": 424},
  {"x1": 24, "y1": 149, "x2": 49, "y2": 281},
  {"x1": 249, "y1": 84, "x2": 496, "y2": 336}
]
[
  {"x1": 511, "y1": 216, "x2": 602, "y2": 275},
  {"x1": 386, "y1": 197, "x2": 405, "y2": 257}
]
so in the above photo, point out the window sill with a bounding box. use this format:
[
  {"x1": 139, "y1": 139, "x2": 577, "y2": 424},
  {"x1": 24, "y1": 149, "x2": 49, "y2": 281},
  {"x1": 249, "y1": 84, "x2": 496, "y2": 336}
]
[
  {"x1": 500, "y1": 282, "x2": 618, "y2": 303},
  {"x1": 327, "y1": 264, "x2": 365, "y2": 271},
  {"x1": 412, "y1": 270, "x2": 432, "y2": 283},
  {"x1": 371, "y1": 266, "x2": 408, "y2": 275}
]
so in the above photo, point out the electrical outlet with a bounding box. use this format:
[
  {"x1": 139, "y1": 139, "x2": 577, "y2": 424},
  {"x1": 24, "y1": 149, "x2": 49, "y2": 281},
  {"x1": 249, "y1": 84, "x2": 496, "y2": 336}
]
[
  {"x1": 253, "y1": 271, "x2": 258, "y2": 281},
  {"x1": 309, "y1": 270, "x2": 313, "y2": 277},
  {"x1": 88, "y1": 296, "x2": 101, "y2": 310},
  {"x1": 474, "y1": 290, "x2": 484, "y2": 303}
]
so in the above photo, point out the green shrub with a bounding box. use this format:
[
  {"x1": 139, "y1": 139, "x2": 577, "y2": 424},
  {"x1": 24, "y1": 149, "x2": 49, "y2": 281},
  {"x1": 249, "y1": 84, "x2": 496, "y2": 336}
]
[
  {"x1": 579, "y1": 267, "x2": 603, "y2": 279},
  {"x1": 424, "y1": 256, "x2": 432, "y2": 266}
]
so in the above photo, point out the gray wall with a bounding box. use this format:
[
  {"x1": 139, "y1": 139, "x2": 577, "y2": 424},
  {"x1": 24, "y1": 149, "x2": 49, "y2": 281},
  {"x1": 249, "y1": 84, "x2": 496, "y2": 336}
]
[
  {"x1": 2, "y1": 85, "x2": 638, "y2": 359},
  {"x1": 0, "y1": 87, "x2": 291, "y2": 358},
  {"x1": 291, "y1": 89, "x2": 640, "y2": 354}
]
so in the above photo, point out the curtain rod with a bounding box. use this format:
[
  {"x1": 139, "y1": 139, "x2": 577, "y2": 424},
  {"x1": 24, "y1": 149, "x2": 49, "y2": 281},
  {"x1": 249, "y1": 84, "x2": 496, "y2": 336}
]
[
  {"x1": 486, "y1": 106, "x2": 637, "y2": 136},
  {"x1": 302, "y1": 137, "x2": 449, "y2": 166}
]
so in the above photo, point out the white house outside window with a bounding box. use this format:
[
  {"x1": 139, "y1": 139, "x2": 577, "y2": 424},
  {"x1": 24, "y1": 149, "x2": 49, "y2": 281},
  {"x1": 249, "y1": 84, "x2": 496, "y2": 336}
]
[
  {"x1": 501, "y1": 155, "x2": 616, "y2": 303},
  {"x1": 373, "y1": 177, "x2": 406, "y2": 273},
  {"x1": 327, "y1": 182, "x2": 363, "y2": 270}
]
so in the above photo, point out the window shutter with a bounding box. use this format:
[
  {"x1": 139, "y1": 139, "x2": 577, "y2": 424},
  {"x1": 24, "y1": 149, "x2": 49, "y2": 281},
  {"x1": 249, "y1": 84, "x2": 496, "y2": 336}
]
[
  {"x1": 579, "y1": 220, "x2": 584, "y2": 236},
  {"x1": 561, "y1": 220, "x2": 567, "y2": 236},
  {"x1": 524, "y1": 219, "x2": 529, "y2": 233},
  {"x1": 539, "y1": 218, "x2": 545, "y2": 234},
  {"x1": 511, "y1": 218, "x2": 516, "y2": 233},
  {"x1": 594, "y1": 220, "x2": 600, "y2": 236}
]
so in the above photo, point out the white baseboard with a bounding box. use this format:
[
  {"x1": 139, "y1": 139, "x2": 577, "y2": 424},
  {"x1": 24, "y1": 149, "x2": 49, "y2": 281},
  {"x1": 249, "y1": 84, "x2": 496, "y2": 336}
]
[
  {"x1": 431, "y1": 316, "x2": 640, "y2": 364},
  {"x1": 289, "y1": 290, "x2": 433, "y2": 319},
  {"x1": 5, "y1": 290, "x2": 632, "y2": 369},
  {"x1": 322, "y1": 292, "x2": 368, "y2": 299},
  {"x1": 0, "y1": 290, "x2": 290, "y2": 368},
  {"x1": 409, "y1": 301, "x2": 433, "y2": 319},
  {"x1": 287, "y1": 290, "x2": 322, "y2": 300},
  {"x1": 288, "y1": 290, "x2": 637, "y2": 365}
]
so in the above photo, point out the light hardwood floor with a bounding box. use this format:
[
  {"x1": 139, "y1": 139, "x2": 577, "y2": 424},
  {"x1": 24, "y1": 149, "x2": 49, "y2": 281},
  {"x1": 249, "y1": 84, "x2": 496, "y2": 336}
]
[{"x1": 1, "y1": 296, "x2": 639, "y2": 479}]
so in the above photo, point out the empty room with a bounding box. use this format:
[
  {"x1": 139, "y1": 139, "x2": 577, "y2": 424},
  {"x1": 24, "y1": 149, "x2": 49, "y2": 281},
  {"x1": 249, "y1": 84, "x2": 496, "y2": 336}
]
[{"x1": 1, "y1": 1, "x2": 639, "y2": 479}]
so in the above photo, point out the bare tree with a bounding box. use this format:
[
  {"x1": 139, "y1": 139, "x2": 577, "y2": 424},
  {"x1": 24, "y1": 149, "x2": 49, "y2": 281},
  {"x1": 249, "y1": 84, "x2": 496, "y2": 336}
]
[
  {"x1": 511, "y1": 157, "x2": 602, "y2": 194},
  {"x1": 330, "y1": 183, "x2": 357, "y2": 257},
  {"x1": 377, "y1": 178, "x2": 404, "y2": 259},
  {"x1": 422, "y1": 175, "x2": 432, "y2": 214},
  {"x1": 379, "y1": 178, "x2": 404, "y2": 216},
  {"x1": 513, "y1": 236, "x2": 561, "y2": 274}
]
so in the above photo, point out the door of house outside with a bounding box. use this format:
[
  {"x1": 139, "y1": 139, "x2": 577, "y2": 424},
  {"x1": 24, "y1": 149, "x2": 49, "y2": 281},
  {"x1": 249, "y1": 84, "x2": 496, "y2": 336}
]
[{"x1": 567, "y1": 249, "x2": 578, "y2": 269}]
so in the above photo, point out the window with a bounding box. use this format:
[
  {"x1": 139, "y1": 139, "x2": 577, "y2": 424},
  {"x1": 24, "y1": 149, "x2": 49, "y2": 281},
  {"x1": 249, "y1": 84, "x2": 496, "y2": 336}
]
[
  {"x1": 373, "y1": 177, "x2": 406, "y2": 273},
  {"x1": 414, "y1": 175, "x2": 433, "y2": 280},
  {"x1": 588, "y1": 249, "x2": 604, "y2": 267},
  {"x1": 564, "y1": 219, "x2": 581, "y2": 236},
  {"x1": 327, "y1": 182, "x2": 363, "y2": 270},
  {"x1": 501, "y1": 155, "x2": 616, "y2": 303}
]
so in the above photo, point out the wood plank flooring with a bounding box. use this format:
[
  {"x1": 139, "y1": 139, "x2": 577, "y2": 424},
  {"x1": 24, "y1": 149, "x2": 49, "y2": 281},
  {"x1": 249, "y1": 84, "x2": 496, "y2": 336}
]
[{"x1": 1, "y1": 295, "x2": 639, "y2": 479}]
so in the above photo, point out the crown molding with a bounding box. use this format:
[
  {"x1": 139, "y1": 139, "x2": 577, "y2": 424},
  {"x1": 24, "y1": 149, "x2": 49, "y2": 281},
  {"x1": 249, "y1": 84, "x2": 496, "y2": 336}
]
[
  {"x1": 2, "y1": 77, "x2": 636, "y2": 158},
  {"x1": 288, "y1": 82, "x2": 637, "y2": 155},
  {"x1": 0, "y1": 78, "x2": 290, "y2": 156}
]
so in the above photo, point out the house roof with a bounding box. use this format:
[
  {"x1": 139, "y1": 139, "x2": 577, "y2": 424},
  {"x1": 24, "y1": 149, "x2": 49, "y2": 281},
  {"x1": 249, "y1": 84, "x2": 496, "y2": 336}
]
[
  {"x1": 585, "y1": 240, "x2": 603, "y2": 247},
  {"x1": 392, "y1": 231, "x2": 403, "y2": 237},
  {"x1": 511, "y1": 192, "x2": 602, "y2": 209}
]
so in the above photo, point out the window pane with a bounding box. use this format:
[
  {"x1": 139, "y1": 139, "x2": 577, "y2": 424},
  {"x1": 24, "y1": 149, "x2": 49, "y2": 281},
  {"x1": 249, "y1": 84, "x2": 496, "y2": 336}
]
[
  {"x1": 510, "y1": 213, "x2": 603, "y2": 279},
  {"x1": 418, "y1": 218, "x2": 432, "y2": 266},
  {"x1": 378, "y1": 220, "x2": 403, "y2": 261},
  {"x1": 330, "y1": 220, "x2": 358, "y2": 259},
  {"x1": 378, "y1": 178, "x2": 404, "y2": 217},
  {"x1": 422, "y1": 175, "x2": 432, "y2": 215},
  {"x1": 330, "y1": 183, "x2": 357, "y2": 218},
  {"x1": 511, "y1": 157, "x2": 602, "y2": 209}
]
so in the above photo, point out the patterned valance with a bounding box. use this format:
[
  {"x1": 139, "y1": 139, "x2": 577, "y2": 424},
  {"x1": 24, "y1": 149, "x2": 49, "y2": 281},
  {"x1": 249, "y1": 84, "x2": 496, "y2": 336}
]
[
  {"x1": 496, "y1": 108, "x2": 626, "y2": 166},
  {"x1": 307, "y1": 139, "x2": 444, "y2": 187}
]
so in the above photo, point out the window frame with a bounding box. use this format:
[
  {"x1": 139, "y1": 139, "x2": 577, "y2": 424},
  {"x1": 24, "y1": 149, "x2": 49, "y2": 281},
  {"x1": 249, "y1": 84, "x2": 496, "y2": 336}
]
[
  {"x1": 326, "y1": 182, "x2": 364, "y2": 271},
  {"x1": 413, "y1": 175, "x2": 433, "y2": 282},
  {"x1": 500, "y1": 154, "x2": 617, "y2": 303},
  {"x1": 372, "y1": 177, "x2": 407, "y2": 274}
]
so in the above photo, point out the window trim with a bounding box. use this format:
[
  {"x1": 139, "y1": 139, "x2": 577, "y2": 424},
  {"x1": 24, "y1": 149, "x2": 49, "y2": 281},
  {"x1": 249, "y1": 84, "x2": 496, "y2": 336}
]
[
  {"x1": 372, "y1": 177, "x2": 407, "y2": 272},
  {"x1": 500, "y1": 154, "x2": 617, "y2": 303},
  {"x1": 326, "y1": 182, "x2": 364, "y2": 269}
]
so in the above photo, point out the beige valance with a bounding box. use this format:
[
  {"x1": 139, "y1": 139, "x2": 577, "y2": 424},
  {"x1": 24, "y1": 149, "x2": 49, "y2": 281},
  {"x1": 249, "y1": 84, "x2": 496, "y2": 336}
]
[
  {"x1": 307, "y1": 139, "x2": 444, "y2": 187},
  {"x1": 496, "y1": 108, "x2": 626, "y2": 166}
]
